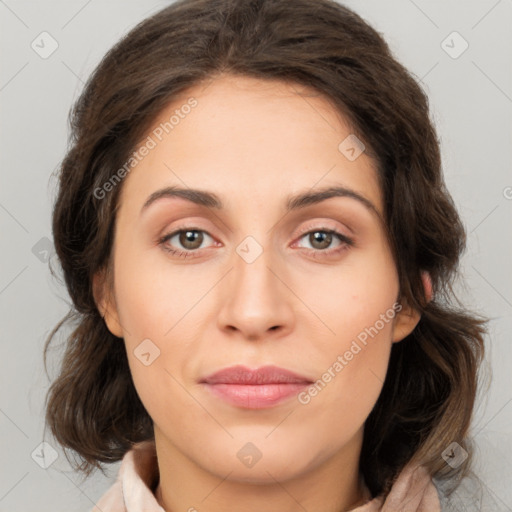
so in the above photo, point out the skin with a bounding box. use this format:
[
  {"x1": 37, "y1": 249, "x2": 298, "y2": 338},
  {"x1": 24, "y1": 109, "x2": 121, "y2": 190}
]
[{"x1": 93, "y1": 73, "x2": 425, "y2": 512}]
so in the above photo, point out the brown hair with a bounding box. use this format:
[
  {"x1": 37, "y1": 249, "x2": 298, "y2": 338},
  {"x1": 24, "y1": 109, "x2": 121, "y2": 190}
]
[{"x1": 43, "y1": 0, "x2": 487, "y2": 499}]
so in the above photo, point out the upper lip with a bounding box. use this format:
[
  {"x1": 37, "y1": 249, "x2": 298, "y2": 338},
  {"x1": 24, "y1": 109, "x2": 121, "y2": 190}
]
[{"x1": 201, "y1": 365, "x2": 313, "y2": 385}]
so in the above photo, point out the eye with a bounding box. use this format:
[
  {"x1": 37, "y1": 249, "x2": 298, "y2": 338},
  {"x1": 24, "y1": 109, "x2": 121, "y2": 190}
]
[
  {"x1": 294, "y1": 227, "x2": 354, "y2": 257},
  {"x1": 158, "y1": 228, "x2": 216, "y2": 258},
  {"x1": 158, "y1": 225, "x2": 355, "y2": 260}
]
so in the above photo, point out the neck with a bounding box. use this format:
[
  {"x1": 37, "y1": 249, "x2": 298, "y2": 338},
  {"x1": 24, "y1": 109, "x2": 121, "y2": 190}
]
[{"x1": 153, "y1": 426, "x2": 368, "y2": 512}]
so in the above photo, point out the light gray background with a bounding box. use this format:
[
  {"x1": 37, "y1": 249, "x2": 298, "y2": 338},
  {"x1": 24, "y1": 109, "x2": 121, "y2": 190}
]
[{"x1": 1, "y1": 1, "x2": 511, "y2": 510}]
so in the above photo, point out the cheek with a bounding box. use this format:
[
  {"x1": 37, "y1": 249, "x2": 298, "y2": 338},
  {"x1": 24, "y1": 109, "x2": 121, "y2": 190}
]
[
  {"x1": 110, "y1": 246, "x2": 209, "y2": 426},
  {"x1": 296, "y1": 244, "x2": 399, "y2": 352},
  {"x1": 295, "y1": 312, "x2": 394, "y2": 453},
  {"x1": 111, "y1": 242, "x2": 202, "y2": 339},
  {"x1": 294, "y1": 249, "x2": 398, "y2": 426}
]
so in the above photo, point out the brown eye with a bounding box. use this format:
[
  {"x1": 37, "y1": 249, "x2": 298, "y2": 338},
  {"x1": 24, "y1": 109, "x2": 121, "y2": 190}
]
[
  {"x1": 296, "y1": 228, "x2": 353, "y2": 252},
  {"x1": 178, "y1": 230, "x2": 204, "y2": 250},
  {"x1": 308, "y1": 231, "x2": 333, "y2": 250},
  {"x1": 292, "y1": 226, "x2": 355, "y2": 261},
  {"x1": 159, "y1": 228, "x2": 215, "y2": 257}
]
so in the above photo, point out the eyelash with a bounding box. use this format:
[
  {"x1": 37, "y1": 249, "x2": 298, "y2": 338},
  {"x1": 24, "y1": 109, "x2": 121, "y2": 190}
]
[{"x1": 157, "y1": 225, "x2": 355, "y2": 260}]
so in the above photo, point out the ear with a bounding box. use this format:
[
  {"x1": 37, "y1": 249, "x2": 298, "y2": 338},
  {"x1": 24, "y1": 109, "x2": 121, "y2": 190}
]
[
  {"x1": 392, "y1": 271, "x2": 432, "y2": 343},
  {"x1": 421, "y1": 270, "x2": 433, "y2": 302},
  {"x1": 92, "y1": 268, "x2": 124, "y2": 338}
]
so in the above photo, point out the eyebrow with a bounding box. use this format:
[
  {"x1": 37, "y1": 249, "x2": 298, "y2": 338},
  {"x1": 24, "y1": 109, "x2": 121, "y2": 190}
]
[{"x1": 140, "y1": 184, "x2": 381, "y2": 220}]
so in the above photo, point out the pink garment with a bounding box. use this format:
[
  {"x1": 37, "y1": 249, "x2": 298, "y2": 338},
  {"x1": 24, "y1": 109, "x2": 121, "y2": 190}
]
[{"x1": 91, "y1": 440, "x2": 441, "y2": 512}]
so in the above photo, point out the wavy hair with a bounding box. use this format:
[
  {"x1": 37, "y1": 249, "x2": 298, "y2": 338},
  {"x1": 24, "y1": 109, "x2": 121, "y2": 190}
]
[{"x1": 43, "y1": 0, "x2": 487, "y2": 499}]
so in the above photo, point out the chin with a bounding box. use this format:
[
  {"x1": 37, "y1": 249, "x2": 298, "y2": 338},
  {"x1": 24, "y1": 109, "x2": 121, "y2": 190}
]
[{"x1": 210, "y1": 460, "x2": 305, "y2": 485}]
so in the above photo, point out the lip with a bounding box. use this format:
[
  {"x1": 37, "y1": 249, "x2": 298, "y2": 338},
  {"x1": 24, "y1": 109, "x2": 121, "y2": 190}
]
[{"x1": 200, "y1": 365, "x2": 313, "y2": 409}]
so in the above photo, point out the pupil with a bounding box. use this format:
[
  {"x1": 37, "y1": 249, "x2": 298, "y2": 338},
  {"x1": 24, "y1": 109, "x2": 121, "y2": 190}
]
[
  {"x1": 181, "y1": 230, "x2": 202, "y2": 248},
  {"x1": 312, "y1": 231, "x2": 330, "y2": 249}
]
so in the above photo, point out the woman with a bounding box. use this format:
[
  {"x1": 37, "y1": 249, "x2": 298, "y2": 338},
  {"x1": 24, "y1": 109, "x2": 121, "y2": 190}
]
[{"x1": 43, "y1": 0, "x2": 489, "y2": 510}]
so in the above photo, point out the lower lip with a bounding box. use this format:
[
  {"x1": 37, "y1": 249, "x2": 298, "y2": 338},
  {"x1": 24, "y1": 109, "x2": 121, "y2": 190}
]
[{"x1": 202, "y1": 382, "x2": 310, "y2": 409}]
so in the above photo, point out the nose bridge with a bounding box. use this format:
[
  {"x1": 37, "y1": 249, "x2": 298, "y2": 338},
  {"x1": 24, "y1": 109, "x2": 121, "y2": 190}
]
[
  {"x1": 232, "y1": 232, "x2": 280, "y2": 307},
  {"x1": 216, "y1": 228, "x2": 294, "y2": 338},
  {"x1": 230, "y1": 205, "x2": 280, "y2": 288}
]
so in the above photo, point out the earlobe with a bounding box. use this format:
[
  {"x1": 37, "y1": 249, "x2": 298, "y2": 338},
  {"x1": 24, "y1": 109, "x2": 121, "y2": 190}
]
[
  {"x1": 392, "y1": 271, "x2": 432, "y2": 343},
  {"x1": 391, "y1": 304, "x2": 421, "y2": 343},
  {"x1": 92, "y1": 269, "x2": 123, "y2": 338}
]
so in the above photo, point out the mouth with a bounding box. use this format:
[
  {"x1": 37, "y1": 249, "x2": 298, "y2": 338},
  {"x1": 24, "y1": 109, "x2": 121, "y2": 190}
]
[{"x1": 200, "y1": 364, "x2": 313, "y2": 409}]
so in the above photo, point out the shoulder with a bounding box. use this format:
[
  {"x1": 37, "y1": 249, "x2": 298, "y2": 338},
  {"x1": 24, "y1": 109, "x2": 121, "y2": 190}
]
[{"x1": 434, "y1": 472, "x2": 504, "y2": 511}]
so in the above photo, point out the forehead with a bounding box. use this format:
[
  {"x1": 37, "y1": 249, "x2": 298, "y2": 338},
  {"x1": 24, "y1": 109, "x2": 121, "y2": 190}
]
[{"x1": 117, "y1": 74, "x2": 383, "y2": 219}]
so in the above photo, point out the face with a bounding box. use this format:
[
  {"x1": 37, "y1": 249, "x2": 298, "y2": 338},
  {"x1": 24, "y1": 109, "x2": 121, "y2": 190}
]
[{"x1": 94, "y1": 73, "x2": 420, "y2": 484}]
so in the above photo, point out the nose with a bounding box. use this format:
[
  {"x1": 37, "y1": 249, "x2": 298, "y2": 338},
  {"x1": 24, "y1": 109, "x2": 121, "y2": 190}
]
[{"x1": 216, "y1": 240, "x2": 295, "y2": 341}]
